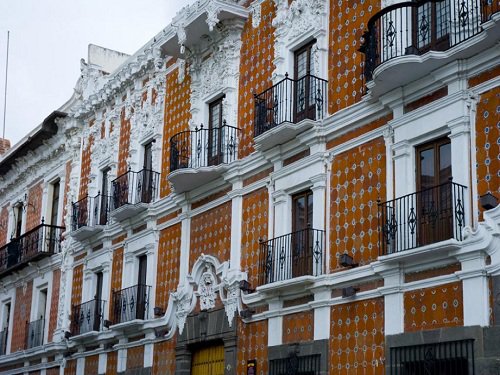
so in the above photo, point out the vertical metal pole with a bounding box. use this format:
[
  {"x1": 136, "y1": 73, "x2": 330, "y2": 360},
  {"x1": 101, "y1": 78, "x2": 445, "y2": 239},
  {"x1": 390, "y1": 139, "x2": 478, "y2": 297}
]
[{"x1": 2, "y1": 31, "x2": 10, "y2": 139}]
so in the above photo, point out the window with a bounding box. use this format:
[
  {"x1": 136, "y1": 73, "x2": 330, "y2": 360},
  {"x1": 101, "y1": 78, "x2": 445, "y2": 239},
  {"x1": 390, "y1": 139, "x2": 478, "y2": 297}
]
[
  {"x1": 13, "y1": 203, "x2": 23, "y2": 239},
  {"x1": 269, "y1": 353, "x2": 321, "y2": 375},
  {"x1": 142, "y1": 142, "x2": 154, "y2": 203},
  {"x1": 100, "y1": 168, "x2": 110, "y2": 225},
  {"x1": 93, "y1": 272, "x2": 104, "y2": 331},
  {"x1": 191, "y1": 344, "x2": 225, "y2": 375},
  {"x1": 294, "y1": 41, "x2": 316, "y2": 122},
  {"x1": 208, "y1": 98, "x2": 224, "y2": 166},
  {"x1": 27, "y1": 289, "x2": 47, "y2": 348},
  {"x1": 136, "y1": 255, "x2": 148, "y2": 320},
  {"x1": 49, "y1": 180, "x2": 60, "y2": 227},
  {"x1": 292, "y1": 190, "x2": 313, "y2": 278},
  {"x1": 0, "y1": 302, "x2": 10, "y2": 355},
  {"x1": 412, "y1": 1, "x2": 450, "y2": 52}
]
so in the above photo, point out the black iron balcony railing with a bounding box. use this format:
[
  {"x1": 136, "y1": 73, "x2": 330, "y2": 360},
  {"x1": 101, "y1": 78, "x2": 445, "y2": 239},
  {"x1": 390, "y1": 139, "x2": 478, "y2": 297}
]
[
  {"x1": 378, "y1": 181, "x2": 466, "y2": 255},
  {"x1": 0, "y1": 222, "x2": 64, "y2": 276},
  {"x1": 258, "y1": 227, "x2": 325, "y2": 286},
  {"x1": 72, "y1": 193, "x2": 111, "y2": 231},
  {"x1": 71, "y1": 298, "x2": 106, "y2": 336},
  {"x1": 389, "y1": 339, "x2": 475, "y2": 374},
  {"x1": 25, "y1": 318, "x2": 44, "y2": 349},
  {"x1": 359, "y1": 0, "x2": 499, "y2": 82},
  {"x1": 0, "y1": 328, "x2": 7, "y2": 355},
  {"x1": 112, "y1": 284, "x2": 151, "y2": 324},
  {"x1": 111, "y1": 168, "x2": 160, "y2": 210},
  {"x1": 254, "y1": 74, "x2": 328, "y2": 137},
  {"x1": 169, "y1": 122, "x2": 239, "y2": 172}
]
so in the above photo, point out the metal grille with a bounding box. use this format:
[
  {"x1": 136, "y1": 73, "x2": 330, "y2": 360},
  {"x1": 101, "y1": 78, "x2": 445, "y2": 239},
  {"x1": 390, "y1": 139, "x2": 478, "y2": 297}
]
[
  {"x1": 72, "y1": 193, "x2": 111, "y2": 230},
  {"x1": 111, "y1": 168, "x2": 160, "y2": 210},
  {"x1": 25, "y1": 318, "x2": 44, "y2": 349},
  {"x1": 390, "y1": 339, "x2": 475, "y2": 375},
  {"x1": 269, "y1": 353, "x2": 321, "y2": 375},
  {"x1": 71, "y1": 298, "x2": 106, "y2": 336},
  {"x1": 112, "y1": 284, "x2": 151, "y2": 324}
]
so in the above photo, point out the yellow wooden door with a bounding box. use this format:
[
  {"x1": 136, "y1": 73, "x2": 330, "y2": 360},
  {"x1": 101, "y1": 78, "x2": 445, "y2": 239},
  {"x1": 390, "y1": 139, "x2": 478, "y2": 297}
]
[{"x1": 191, "y1": 345, "x2": 225, "y2": 375}]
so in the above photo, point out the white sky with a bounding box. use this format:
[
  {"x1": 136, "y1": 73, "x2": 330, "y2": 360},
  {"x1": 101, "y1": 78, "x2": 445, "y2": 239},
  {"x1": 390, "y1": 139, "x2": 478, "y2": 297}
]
[{"x1": 0, "y1": 0, "x2": 192, "y2": 146}]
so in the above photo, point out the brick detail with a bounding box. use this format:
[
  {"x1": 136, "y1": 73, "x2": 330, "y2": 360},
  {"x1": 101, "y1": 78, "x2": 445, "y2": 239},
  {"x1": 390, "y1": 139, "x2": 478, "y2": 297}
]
[
  {"x1": 243, "y1": 167, "x2": 273, "y2": 187},
  {"x1": 84, "y1": 354, "x2": 99, "y2": 375},
  {"x1": 0, "y1": 204, "x2": 9, "y2": 246},
  {"x1": 127, "y1": 345, "x2": 145, "y2": 369},
  {"x1": 191, "y1": 187, "x2": 231, "y2": 210},
  {"x1": 153, "y1": 339, "x2": 177, "y2": 374},
  {"x1": 26, "y1": 182, "x2": 43, "y2": 231},
  {"x1": 112, "y1": 233, "x2": 127, "y2": 245},
  {"x1": 330, "y1": 298, "x2": 385, "y2": 374},
  {"x1": 11, "y1": 281, "x2": 33, "y2": 352},
  {"x1": 79, "y1": 135, "x2": 94, "y2": 199},
  {"x1": 468, "y1": 64, "x2": 500, "y2": 87},
  {"x1": 71, "y1": 265, "x2": 83, "y2": 308},
  {"x1": 189, "y1": 201, "x2": 232, "y2": 268},
  {"x1": 475, "y1": 87, "x2": 500, "y2": 219},
  {"x1": 328, "y1": 0, "x2": 381, "y2": 114},
  {"x1": 110, "y1": 247, "x2": 124, "y2": 317},
  {"x1": 48, "y1": 269, "x2": 61, "y2": 342},
  {"x1": 106, "y1": 351, "x2": 118, "y2": 375},
  {"x1": 404, "y1": 281, "x2": 464, "y2": 332},
  {"x1": 62, "y1": 161, "x2": 72, "y2": 228},
  {"x1": 404, "y1": 87, "x2": 448, "y2": 113},
  {"x1": 330, "y1": 137, "x2": 386, "y2": 270},
  {"x1": 282, "y1": 311, "x2": 314, "y2": 344},
  {"x1": 156, "y1": 224, "x2": 181, "y2": 310},
  {"x1": 156, "y1": 210, "x2": 181, "y2": 225},
  {"x1": 283, "y1": 149, "x2": 310, "y2": 167},
  {"x1": 160, "y1": 68, "x2": 191, "y2": 198},
  {"x1": 241, "y1": 188, "x2": 269, "y2": 287},
  {"x1": 118, "y1": 107, "x2": 132, "y2": 175},
  {"x1": 46, "y1": 368, "x2": 60, "y2": 375},
  {"x1": 238, "y1": 0, "x2": 276, "y2": 158},
  {"x1": 64, "y1": 359, "x2": 77, "y2": 375},
  {"x1": 405, "y1": 263, "x2": 461, "y2": 283},
  {"x1": 237, "y1": 320, "x2": 269, "y2": 374}
]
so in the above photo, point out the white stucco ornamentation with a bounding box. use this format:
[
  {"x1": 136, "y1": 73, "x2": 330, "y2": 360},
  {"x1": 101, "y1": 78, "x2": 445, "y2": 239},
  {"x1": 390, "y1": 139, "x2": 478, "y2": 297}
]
[
  {"x1": 251, "y1": 2, "x2": 262, "y2": 28},
  {"x1": 199, "y1": 267, "x2": 217, "y2": 310}
]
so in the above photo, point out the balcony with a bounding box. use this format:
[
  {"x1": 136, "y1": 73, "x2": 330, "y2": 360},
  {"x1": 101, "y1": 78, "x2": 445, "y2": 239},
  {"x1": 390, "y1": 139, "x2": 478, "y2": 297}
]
[
  {"x1": 71, "y1": 194, "x2": 111, "y2": 241},
  {"x1": 258, "y1": 227, "x2": 325, "y2": 286},
  {"x1": 0, "y1": 328, "x2": 7, "y2": 355},
  {"x1": 359, "y1": 0, "x2": 500, "y2": 97},
  {"x1": 25, "y1": 318, "x2": 44, "y2": 349},
  {"x1": 71, "y1": 298, "x2": 106, "y2": 337},
  {"x1": 253, "y1": 74, "x2": 327, "y2": 151},
  {"x1": 112, "y1": 284, "x2": 151, "y2": 325},
  {"x1": 0, "y1": 223, "x2": 64, "y2": 278},
  {"x1": 168, "y1": 122, "x2": 239, "y2": 193},
  {"x1": 378, "y1": 181, "x2": 466, "y2": 255},
  {"x1": 110, "y1": 169, "x2": 160, "y2": 221}
]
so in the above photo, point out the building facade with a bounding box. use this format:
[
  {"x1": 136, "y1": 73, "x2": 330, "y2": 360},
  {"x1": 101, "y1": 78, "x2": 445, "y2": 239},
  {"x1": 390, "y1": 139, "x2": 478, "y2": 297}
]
[{"x1": 0, "y1": 0, "x2": 499, "y2": 374}]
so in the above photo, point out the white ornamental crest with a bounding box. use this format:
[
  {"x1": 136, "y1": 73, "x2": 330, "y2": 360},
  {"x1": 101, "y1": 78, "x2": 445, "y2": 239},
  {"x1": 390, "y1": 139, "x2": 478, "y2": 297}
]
[{"x1": 199, "y1": 269, "x2": 216, "y2": 310}]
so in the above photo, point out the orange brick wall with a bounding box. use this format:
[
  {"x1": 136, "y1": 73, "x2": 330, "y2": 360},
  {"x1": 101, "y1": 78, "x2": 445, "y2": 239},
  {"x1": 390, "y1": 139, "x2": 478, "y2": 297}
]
[
  {"x1": 84, "y1": 354, "x2": 99, "y2": 375},
  {"x1": 328, "y1": 0, "x2": 382, "y2": 114},
  {"x1": 48, "y1": 269, "x2": 60, "y2": 342},
  {"x1": 46, "y1": 368, "x2": 60, "y2": 375},
  {"x1": 64, "y1": 359, "x2": 77, "y2": 375},
  {"x1": 117, "y1": 107, "x2": 132, "y2": 175},
  {"x1": 237, "y1": 320, "x2": 268, "y2": 375},
  {"x1": 71, "y1": 264, "x2": 83, "y2": 307},
  {"x1": 282, "y1": 311, "x2": 314, "y2": 344},
  {"x1": 156, "y1": 224, "x2": 181, "y2": 310},
  {"x1": 237, "y1": 0, "x2": 276, "y2": 158},
  {"x1": 330, "y1": 137, "x2": 386, "y2": 270},
  {"x1": 330, "y1": 298, "x2": 385, "y2": 374},
  {"x1": 404, "y1": 281, "x2": 464, "y2": 332},
  {"x1": 106, "y1": 351, "x2": 118, "y2": 375},
  {"x1": 127, "y1": 345, "x2": 145, "y2": 369},
  {"x1": 241, "y1": 188, "x2": 269, "y2": 287},
  {"x1": 475, "y1": 87, "x2": 500, "y2": 219},
  {"x1": 62, "y1": 160, "x2": 72, "y2": 228},
  {"x1": 153, "y1": 339, "x2": 176, "y2": 374},
  {"x1": 11, "y1": 281, "x2": 33, "y2": 352},
  {"x1": 26, "y1": 182, "x2": 43, "y2": 231},
  {"x1": 160, "y1": 69, "x2": 191, "y2": 198},
  {"x1": 189, "y1": 201, "x2": 232, "y2": 269},
  {"x1": 109, "y1": 247, "x2": 124, "y2": 317},
  {"x1": 79, "y1": 135, "x2": 94, "y2": 200},
  {"x1": 0, "y1": 204, "x2": 8, "y2": 246}
]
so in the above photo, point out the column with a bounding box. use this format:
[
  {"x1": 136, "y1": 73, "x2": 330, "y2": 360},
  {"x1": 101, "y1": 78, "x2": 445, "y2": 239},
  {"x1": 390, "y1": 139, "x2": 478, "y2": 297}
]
[
  {"x1": 458, "y1": 253, "x2": 489, "y2": 327},
  {"x1": 229, "y1": 180, "x2": 243, "y2": 270}
]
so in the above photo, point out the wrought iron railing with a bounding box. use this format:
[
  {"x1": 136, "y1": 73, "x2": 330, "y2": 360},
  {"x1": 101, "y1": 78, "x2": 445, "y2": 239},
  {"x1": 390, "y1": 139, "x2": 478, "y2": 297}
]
[
  {"x1": 0, "y1": 328, "x2": 7, "y2": 355},
  {"x1": 378, "y1": 181, "x2": 466, "y2": 255},
  {"x1": 71, "y1": 298, "x2": 106, "y2": 336},
  {"x1": 25, "y1": 318, "x2": 44, "y2": 349},
  {"x1": 254, "y1": 73, "x2": 328, "y2": 137},
  {"x1": 270, "y1": 353, "x2": 321, "y2": 375},
  {"x1": 169, "y1": 122, "x2": 239, "y2": 172},
  {"x1": 359, "y1": 0, "x2": 498, "y2": 82},
  {"x1": 112, "y1": 284, "x2": 151, "y2": 324},
  {"x1": 258, "y1": 227, "x2": 325, "y2": 286},
  {"x1": 72, "y1": 193, "x2": 111, "y2": 231},
  {"x1": 111, "y1": 168, "x2": 160, "y2": 210},
  {"x1": 0, "y1": 222, "x2": 64, "y2": 275},
  {"x1": 389, "y1": 339, "x2": 475, "y2": 374}
]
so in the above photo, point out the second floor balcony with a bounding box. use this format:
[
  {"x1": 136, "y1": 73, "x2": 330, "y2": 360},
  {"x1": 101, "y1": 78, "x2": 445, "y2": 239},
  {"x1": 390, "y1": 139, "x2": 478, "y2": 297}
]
[
  {"x1": 25, "y1": 318, "x2": 44, "y2": 349},
  {"x1": 258, "y1": 227, "x2": 325, "y2": 286},
  {"x1": 359, "y1": 0, "x2": 500, "y2": 96},
  {"x1": 0, "y1": 222, "x2": 64, "y2": 278},
  {"x1": 71, "y1": 298, "x2": 106, "y2": 337},
  {"x1": 112, "y1": 284, "x2": 151, "y2": 325},
  {"x1": 378, "y1": 181, "x2": 466, "y2": 255},
  {"x1": 71, "y1": 193, "x2": 111, "y2": 241},
  {"x1": 111, "y1": 168, "x2": 160, "y2": 221},
  {"x1": 254, "y1": 74, "x2": 327, "y2": 150},
  {"x1": 168, "y1": 122, "x2": 240, "y2": 193}
]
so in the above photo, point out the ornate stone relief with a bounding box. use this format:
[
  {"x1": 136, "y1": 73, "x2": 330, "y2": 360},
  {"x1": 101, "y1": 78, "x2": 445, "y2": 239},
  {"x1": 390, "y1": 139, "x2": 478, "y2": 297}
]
[
  {"x1": 199, "y1": 267, "x2": 217, "y2": 310},
  {"x1": 251, "y1": 2, "x2": 262, "y2": 28}
]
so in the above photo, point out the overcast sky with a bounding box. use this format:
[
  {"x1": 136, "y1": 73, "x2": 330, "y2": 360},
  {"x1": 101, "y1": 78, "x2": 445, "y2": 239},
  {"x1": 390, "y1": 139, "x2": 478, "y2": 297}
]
[{"x1": 0, "y1": 0, "x2": 192, "y2": 146}]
